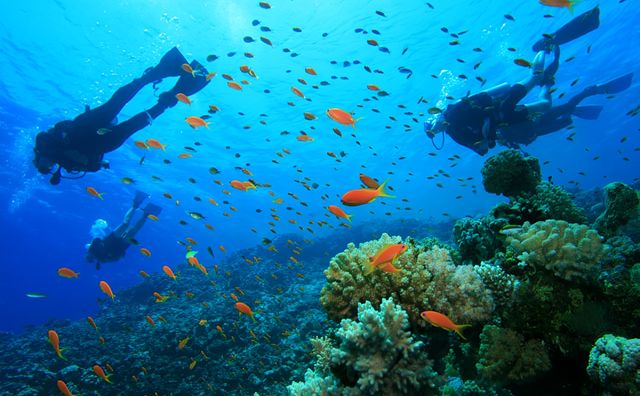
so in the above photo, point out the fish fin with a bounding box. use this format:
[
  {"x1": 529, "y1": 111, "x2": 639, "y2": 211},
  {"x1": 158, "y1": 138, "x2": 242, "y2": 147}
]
[
  {"x1": 363, "y1": 260, "x2": 377, "y2": 275},
  {"x1": 381, "y1": 262, "x2": 400, "y2": 273},
  {"x1": 352, "y1": 117, "x2": 363, "y2": 129},
  {"x1": 346, "y1": 214, "x2": 353, "y2": 223},
  {"x1": 58, "y1": 349, "x2": 68, "y2": 361},
  {"x1": 250, "y1": 314, "x2": 257, "y2": 322},
  {"x1": 455, "y1": 324, "x2": 472, "y2": 340},
  {"x1": 106, "y1": 374, "x2": 113, "y2": 384},
  {"x1": 376, "y1": 179, "x2": 395, "y2": 198}
]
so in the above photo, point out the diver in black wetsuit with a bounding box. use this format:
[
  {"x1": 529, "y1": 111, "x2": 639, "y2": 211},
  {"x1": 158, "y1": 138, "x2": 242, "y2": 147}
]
[
  {"x1": 86, "y1": 191, "x2": 161, "y2": 269},
  {"x1": 424, "y1": 6, "x2": 634, "y2": 155},
  {"x1": 33, "y1": 47, "x2": 210, "y2": 185}
]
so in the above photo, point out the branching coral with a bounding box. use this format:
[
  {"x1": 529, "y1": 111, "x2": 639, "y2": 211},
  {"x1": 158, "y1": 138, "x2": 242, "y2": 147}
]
[
  {"x1": 288, "y1": 298, "x2": 437, "y2": 396},
  {"x1": 476, "y1": 325, "x2": 551, "y2": 384},
  {"x1": 453, "y1": 216, "x2": 508, "y2": 264},
  {"x1": 474, "y1": 261, "x2": 519, "y2": 310},
  {"x1": 320, "y1": 234, "x2": 494, "y2": 328},
  {"x1": 506, "y1": 220, "x2": 607, "y2": 283},
  {"x1": 587, "y1": 334, "x2": 640, "y2": 394}
]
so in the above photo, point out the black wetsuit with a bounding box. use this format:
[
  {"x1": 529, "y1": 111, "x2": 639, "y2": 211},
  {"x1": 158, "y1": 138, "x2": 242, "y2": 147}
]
[
  {"x1": 443, "y1": 92, "x2": 497, "y2": 155},
  {"x1": 36, "y1": 75, "x2": 173, "y2": 174},
  {"x1": 88, "y1": 233, "x2": 131, "y2": 266}
]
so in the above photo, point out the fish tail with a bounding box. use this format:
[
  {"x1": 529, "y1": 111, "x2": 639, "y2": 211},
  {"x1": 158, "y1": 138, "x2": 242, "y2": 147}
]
[
  {"x1": 250, "y1": 314, "x2": 257, "y2": 322},
  {"x1": 363, "y1": 260, "x2": 376, "y2": 275},
  {"x1": 376, "y1": 179, "x2": 395, "y2": 198},
  {"x1": 98, "y1": 193, "x2": 104, "y2": 200},
  {"x1": 352, "y1": 117, "x2": 363, "y2": 129},
  {"x1": 346, "y1": 214, "x2": 353, "y2": 223},
  {"x1": 57, "y1": 349, "x2": 68, "y2": 361},
  {"x1": 455, "y1": 324, "x2": 472, "y2": 340}
]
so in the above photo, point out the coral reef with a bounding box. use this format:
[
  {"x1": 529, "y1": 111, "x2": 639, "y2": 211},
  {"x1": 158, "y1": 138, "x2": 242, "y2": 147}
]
[
  {"x1": 288, "y1": 298, "x2": 438, "y2": 395},
  {"x1": 476, "y1": 325, "x2": 550, "y2": 385},
  {"x1": 594, "y1": 182, "x2": 640, "y2": 239},
  {"x1": 481, "y1": 149, "x2": 541, "y2": 197},
  {"x1": 491, "y1": 182, "x2": 587, "y2": 225},
  {"x1": 587, "y1": 334, "x2": 640, "y2": 394},
  {"x1": 453, "y1": 216, "x2": 508, "y2": 264},
  {"x1": 506, "y1": 219, "x2": 607, "y2": 283},
  {"x1": 474, "y1": 261, "x2": 519, "y2": 310},
  {"x1": 320, "y1": 234, "x2": 494, "y2": 328}
]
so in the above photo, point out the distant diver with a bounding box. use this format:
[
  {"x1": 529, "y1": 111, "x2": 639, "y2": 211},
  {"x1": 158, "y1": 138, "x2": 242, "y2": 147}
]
[
  {"x1": 85, "y1": 190, "x2": 161, "y2": 269},
  {"x1": 33, "y1": 47, "x2": 210, "y2": 184},
  {"x1": 424, "y1": 6, "x2": 634, "y2": 155}
]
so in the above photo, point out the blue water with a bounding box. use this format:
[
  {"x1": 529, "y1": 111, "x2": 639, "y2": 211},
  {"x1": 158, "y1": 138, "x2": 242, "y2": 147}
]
[{"x1": 0, "y1": 0, "x2": 638, "y2": 334}]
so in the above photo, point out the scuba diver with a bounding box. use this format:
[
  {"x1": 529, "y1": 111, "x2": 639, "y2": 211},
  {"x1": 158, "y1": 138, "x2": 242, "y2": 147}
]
[
  {"x1": 86, "y1": 190, "x2": 161, "y2": 269},
  {"x1": 33, "y1": 46, "x2": 210, "y2": 185},
  {"x1": 424, "y1": 6, "x2": 633, "y2": 155}
]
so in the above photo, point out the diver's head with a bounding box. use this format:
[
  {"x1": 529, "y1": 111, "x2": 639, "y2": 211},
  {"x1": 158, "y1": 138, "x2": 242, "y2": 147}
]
[{"x1": 33, "y1": 131, "x2": 58, "y2": 175}]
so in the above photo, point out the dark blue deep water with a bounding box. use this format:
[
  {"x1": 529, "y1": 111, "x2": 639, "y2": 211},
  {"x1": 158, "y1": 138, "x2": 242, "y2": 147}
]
[{"x1": 0, "y1": 1, "x2": 639, "y2": 395}]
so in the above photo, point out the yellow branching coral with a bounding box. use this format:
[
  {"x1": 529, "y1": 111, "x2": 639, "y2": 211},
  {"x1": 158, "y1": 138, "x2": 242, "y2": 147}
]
[{"x1": 320, "y1": 234, "x2": 494, "y2": 328}]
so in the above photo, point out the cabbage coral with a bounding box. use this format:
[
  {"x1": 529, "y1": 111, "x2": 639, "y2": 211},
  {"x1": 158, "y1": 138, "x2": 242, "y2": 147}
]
[
  {"x1": 320, "y1": 234, "x2": 494, "y2": 329},
  {"x1": 506, "y1": 220, "x2": 607, "y2": 283}
]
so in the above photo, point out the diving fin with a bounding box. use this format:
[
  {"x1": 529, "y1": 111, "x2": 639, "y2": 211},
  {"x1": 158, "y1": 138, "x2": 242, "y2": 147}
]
[
  {"x1": 143, "y1": 203, "x2": 163, "y2": 217},
  {"x1": 172, "y1": 59, "x2": 211, "y2": 96},
  {"x1": 532, "y1": 6, "x2": 600, "y2": 52},
  {"x1": 591, "y1": 73, "x2": 634, "y2": 95},
  {"x1": 572, "y1": 105, "x2": 603, "y2": 120},
  {"x1": 157, "y1": 59, "x2": 210, "y2": 107},
  {"x1": 143, "y1": 47, "x2": 189, "y2": 82},
  {"x1": 133, "y1": 190, "x2": 149, "y2": 208}
]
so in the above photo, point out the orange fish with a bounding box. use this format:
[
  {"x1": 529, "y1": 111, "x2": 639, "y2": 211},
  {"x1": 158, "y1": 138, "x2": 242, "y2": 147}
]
[
  {"x1": 367, "y1": 84, "x2": 381, "y2": 91},
  {"x1": 48, "y1": 330, "x2": 67, "y2": 360},
  {"x1": 235, "y1": 302, "x2": 257, "y2": 322},
  {"x1": 420, "y1": 311, "x2": 471, "y2": 339},
  {"x1": 367, "y1": 39, "x2": 379, "y2": 46},
  {"x1": 93, "y1": 364, "x2": 113, "y2": 384},
  {"x1": 140, "y1": 248, "x2": 152, "y2": 257},
  {"x1": 185, "y1": 116, "x2": 209, "y2": 129},
  {"x1": 134, "y1": 140, "x2": 149, "y2": 149},
  {"x1": 326, "y1": 108, "x2": 361, "y2": 128},
  {"x1": 366, "y1": 243, "x2": 408, "y2": 274},
  {"x1": 99, "y1": 280, "x2": 115, "y2": 301},
  {"x1": 291, "y1": 86, "x2": 305, "y2": 98},
  {"x1": 87, "y1": 316, "x2": 98, "y2": 331},
  {"x1": 305, "y1": 67, "x2": 317, "y2": 75},
  {"x1": 303, "y1": 112, "x2": 317, "y2": 120},
  {"x1": 162, "y1": 265, "x2": 177, "y2": 280},
  {"x1": 86, "y1": 187, "x2": 104, "y2": 200},
  {"x1": 139, "y1": 270, "x2": 150, "y2": 278},
  {"x1": 539, "y1": 0, "x2": 578, "y2": 12},
  {"x1": 359, "y1": 173, "x2": 379, "y2": 189},
  {"x1": 206, "y1": 72, "x2": 216, "y2": 81},
  {"x1": 146, "y1": 315, "x2": 156, "y2": 327},
  {"x1": 146, "y1": 138, "x2": 166, "y2": 151},
  {"x1": 147, "y1": 214, "x2": 159, "y2": 221},
  {"x1": 99, "y1": 336, "x2": 106, "y2": 344},
  {"x1": 176, "y1": 93, "x2": 191, "y2": 105},
  {"x1": 230, "y1": 180, "x2": 256, "y2": 191},
  {"x1": 227, "y1": 81, "x2": 243, "y2": 90},
  {"x1": 296, "y1": 134, "x2": 314, "y2": 142},
  {"x1": 178, "y1": 336, "x2": 190, "y2": 349},
  {"x1": 327, "y1": 205, "x2": 352, "y2": 222},
  {"x1": 57, "y1": 267, "x2": 79, "y2": 279},
  {"x1": 178, "y1": 153, "x2": 193, "y2": 159},
  {"x1": 57, "y1": 380, "x2": 74, "y2": 396},
  {"x1": 181, "y1": 63, "x2": 196, "y2": 77},
  {"x1": 341, "y1": 180, "x2": 393, "y2": 206},
  {"x1": 153, "y1": 292, "x2": 169, "y2": 303}
]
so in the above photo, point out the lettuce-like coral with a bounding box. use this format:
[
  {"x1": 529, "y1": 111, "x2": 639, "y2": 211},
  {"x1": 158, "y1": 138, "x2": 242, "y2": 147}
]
[
  {"x1": 320, "y1": 234, "x2": 494, "y2": 328},
  {"x1": 587, "y1": 334, "x2": 640, "y2": 394},
  {"x1": 506, "y1": 220, "x2": 607, "y2": 283}
]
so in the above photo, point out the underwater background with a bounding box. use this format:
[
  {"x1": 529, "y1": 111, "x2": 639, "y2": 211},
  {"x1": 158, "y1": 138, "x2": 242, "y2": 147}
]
[{"x1": 1, "y1": 0, "x2": 639, "y2": 395}]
